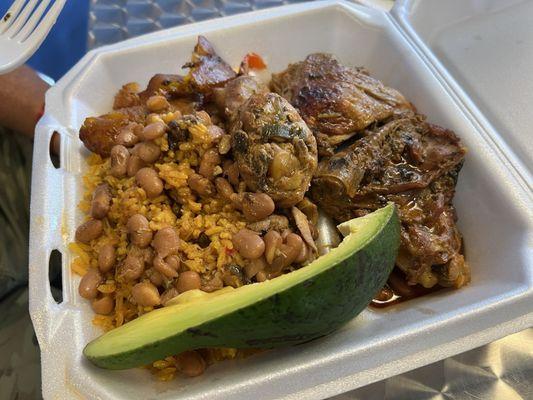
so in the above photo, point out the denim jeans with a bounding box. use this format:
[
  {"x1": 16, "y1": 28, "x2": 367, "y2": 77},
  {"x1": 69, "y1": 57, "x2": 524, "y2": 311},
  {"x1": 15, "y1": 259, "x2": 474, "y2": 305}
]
[
  {"x1": 0, "y1": 128, "x2": 31, "y2": 298},
  {"x1": 0, "y1": 128, "x2": 40, "y2": 399}
]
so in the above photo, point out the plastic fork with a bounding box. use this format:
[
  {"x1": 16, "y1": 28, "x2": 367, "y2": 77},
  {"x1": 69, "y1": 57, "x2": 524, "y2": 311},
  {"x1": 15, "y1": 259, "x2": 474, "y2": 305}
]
[{"x1": 0, "y1": 0, "x2": 66, "y2": 74}]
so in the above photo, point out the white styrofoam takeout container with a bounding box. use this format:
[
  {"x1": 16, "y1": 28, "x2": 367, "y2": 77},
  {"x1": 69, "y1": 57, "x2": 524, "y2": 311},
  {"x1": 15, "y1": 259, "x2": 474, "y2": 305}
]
[
  {"x1": 394, "y1": 0, "x2": 533, "y2": 184},
  {"x1": 29, "y1": 1, "x2": 533, "y2": 399}
]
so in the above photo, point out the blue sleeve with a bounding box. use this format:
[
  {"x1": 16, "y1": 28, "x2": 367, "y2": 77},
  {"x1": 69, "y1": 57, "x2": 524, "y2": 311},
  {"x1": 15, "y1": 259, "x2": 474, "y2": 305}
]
[{"x1": 1, "y1": 0, "x2": 90, "y2": 80}]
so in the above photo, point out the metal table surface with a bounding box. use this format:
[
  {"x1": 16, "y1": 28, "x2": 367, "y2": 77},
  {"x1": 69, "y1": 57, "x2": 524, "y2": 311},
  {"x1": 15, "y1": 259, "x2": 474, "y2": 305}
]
[{"x1": 85, "y1": 1, "x2": 533, "y2": 399}]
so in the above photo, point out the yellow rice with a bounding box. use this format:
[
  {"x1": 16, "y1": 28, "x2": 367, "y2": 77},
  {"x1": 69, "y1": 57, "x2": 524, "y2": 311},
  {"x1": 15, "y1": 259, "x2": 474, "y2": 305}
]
[{"x1": 71, "y1": 115, "x2": 249, "y2": 380}]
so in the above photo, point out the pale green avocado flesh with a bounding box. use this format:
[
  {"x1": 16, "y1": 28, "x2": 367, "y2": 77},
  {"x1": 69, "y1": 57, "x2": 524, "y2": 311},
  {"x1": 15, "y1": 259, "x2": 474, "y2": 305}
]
[{"x1": 84, "y1": 203, "x2": 400, "y2": 369}]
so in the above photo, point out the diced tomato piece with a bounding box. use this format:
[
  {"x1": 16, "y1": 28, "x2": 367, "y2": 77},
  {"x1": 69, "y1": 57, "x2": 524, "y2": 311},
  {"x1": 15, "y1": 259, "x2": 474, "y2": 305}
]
[{"x1": 244, "y1": 53, "x2": 267, "y2": 70}]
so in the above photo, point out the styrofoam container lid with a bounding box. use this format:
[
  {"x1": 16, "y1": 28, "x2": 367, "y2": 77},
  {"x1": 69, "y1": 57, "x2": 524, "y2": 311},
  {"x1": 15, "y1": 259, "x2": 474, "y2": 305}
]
[
  {"x1": 29, "y1": 1, "x2": 533, "y2": 399},
  {"x1": 393, "y1": 0, "x2": 533, "y2": 184}
]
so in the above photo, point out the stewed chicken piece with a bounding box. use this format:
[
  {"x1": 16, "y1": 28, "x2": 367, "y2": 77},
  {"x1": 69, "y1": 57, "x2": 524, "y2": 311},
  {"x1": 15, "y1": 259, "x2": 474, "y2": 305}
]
[
  {"x1": 310, "y1": 116, "x2": 468, "y2": 288},
  {"x1": 183, "y1": 35, "x2": 237, "y2": 95},
  {"x1": 214, "y1": 75, "x2": 269, "y2": 117},
  {"x1": 230, "y1": 92, "x2": 318, "y2": 208},
  {"x1": 271, "y1": 53, "x2": 413, "y2": 155}
]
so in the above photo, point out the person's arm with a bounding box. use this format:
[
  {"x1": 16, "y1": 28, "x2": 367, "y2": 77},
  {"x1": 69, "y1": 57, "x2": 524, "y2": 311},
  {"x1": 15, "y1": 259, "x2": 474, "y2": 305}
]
[{"x1": 0, "y1": 65, "x2": 58, "y2": 152}]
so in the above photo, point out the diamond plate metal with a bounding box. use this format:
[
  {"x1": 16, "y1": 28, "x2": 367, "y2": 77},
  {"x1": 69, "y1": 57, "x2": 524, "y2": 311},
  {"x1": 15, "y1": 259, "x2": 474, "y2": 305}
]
[
  {"x1": 333, "y1": 329, "x2": 533, "y2": 400},
  {"x1": 89, "y1": 0, "x2": 310, "y2": 48},
  {"x1": 83, "y1": 2, "x2": 533, "y2": 399}
]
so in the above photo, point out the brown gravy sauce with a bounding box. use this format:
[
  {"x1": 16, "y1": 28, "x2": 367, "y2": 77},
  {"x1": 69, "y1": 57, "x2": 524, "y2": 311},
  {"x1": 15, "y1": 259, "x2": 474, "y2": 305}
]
[{"x1": 370, "y1": 268, "x2": 444, "y2": 308}]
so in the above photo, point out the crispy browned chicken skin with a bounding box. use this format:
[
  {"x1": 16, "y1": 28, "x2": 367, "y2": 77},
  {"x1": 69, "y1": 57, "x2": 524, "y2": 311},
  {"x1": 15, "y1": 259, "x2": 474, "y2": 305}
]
[
  {"x1": 271, "y1": 53, "x2": 413, "y2": 155},
  {"x1": 230, "y1": 92, "x2": 318, "y2": 208},
  {"x1": 310, "y1": 116, "x2": 468, "y2": 288},
  {"x1": 184, "y1": 35, "x2": 237, "y2": 94}
]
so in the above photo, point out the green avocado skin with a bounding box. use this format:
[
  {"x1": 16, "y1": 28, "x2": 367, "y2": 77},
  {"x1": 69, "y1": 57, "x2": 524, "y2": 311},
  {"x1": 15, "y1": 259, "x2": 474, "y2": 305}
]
[{"x1": 85, "y1": 207, "x2": 400, "y2": 369}]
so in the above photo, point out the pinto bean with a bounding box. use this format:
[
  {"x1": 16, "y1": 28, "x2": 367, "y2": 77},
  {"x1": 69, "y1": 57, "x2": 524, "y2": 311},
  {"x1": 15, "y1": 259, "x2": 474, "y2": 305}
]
[
  {"x1": 286, "y1": 233, "x2": 304, "y2": 252},
  {"x1": 126, "y1": 154, "x2": 146, "y2": 177},
  {"x1": 295, "y1": 242, "x2": 309, "y2": 264},
  {"x1": 176, "y1": 351, "x2": 206, "y2": 377},
  {"x1": 132, "y1": 282, "x2": 161, "y2": 306},
  {"x1": 176, "y1": 271, "x2": 201, "y2": 293},
  {"x1": 127, "y1": 214, "x2": 153, "y2": 248},
  {"x1": 201, "y1": 275, "x2": 224, "y2": 293},
  {"x1": 166, "y1": 255, "x2": 180, "y2": 270},
  {"x1": 90, "y1": 184, "x2": 111, "y2": 219},
  {"x1": 91, "y1": 296, "x2": 114, "y2": 315},
  {"x1": 134, "y1": 142, "x2": 161, "y2": 164},
  {"x1": 161, "y1": 287, "x2": 180, "y2": 305},
  {"x1": 214, "y1": 177, "x2": 242, "y2": 209},
  {"x1": 153, "y1": 254, "x2": 179, "y2": 279},
  {"x1": 115, "y1": 123, "x2": 141, "y2": 147},
  {"x1": 136, "y1": 167, "x2": 164, "y2": 198},
  {"x1": 241, "y1": 192, "x2": 275, "y2": 222},
  {"x1": 140, "y1": 121, "x2": 166, "y2": 141},
  {"x1": 78, "y1": 269, "x2": 103, "y2": 299},
  {"x1": 232, "y1": 229, "x2": 265, "y2": 260},
  {"x1": 244, "y1": 257, "x2": 267, "y2": 279},
  {"x1": 255, "y1": 271, "x2": 267, "y2": 282},
  {"x1": 188, "y1": 173, "x2": 215, "y2": 197},
  {"x1": 281, "y1": 228, "x2": 292, "y2": 241},
  {"x1": 269, "y1": 234, "x2": 303, "y2": 272},
  {"x1": 152, "y1": 227, "x2": 180, "y2": 258},
  {"x1": 215, "y1": 177, "x2": 235, "y2": 201},
  {"x1": 198, "y1": 149, "x2": 221, "y2": 179},
  {"x1": 98, "y1": 243, "x2": 116, "y2": 273},
  {"x1": 145, "y1": 267, "x2": 164, "y2": 287},
  {"x1": 110, "y1": 145, "x2": 130, "y2": 177},
  {"x1": 263, "y1": 230, "x2": 282, "y2": 265},
  {"x1": 75, "y1": 219, "x2": 103, "y2": 244},
  {"x1": 117, "y1": 253, "x2": 145, "y2": 281}
]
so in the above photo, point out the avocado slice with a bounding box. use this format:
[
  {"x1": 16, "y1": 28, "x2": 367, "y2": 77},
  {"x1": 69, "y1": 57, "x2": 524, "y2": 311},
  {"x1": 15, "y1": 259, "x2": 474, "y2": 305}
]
[{"x1": 84, "y1": 203, "x2": 400, "y2": 369}]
